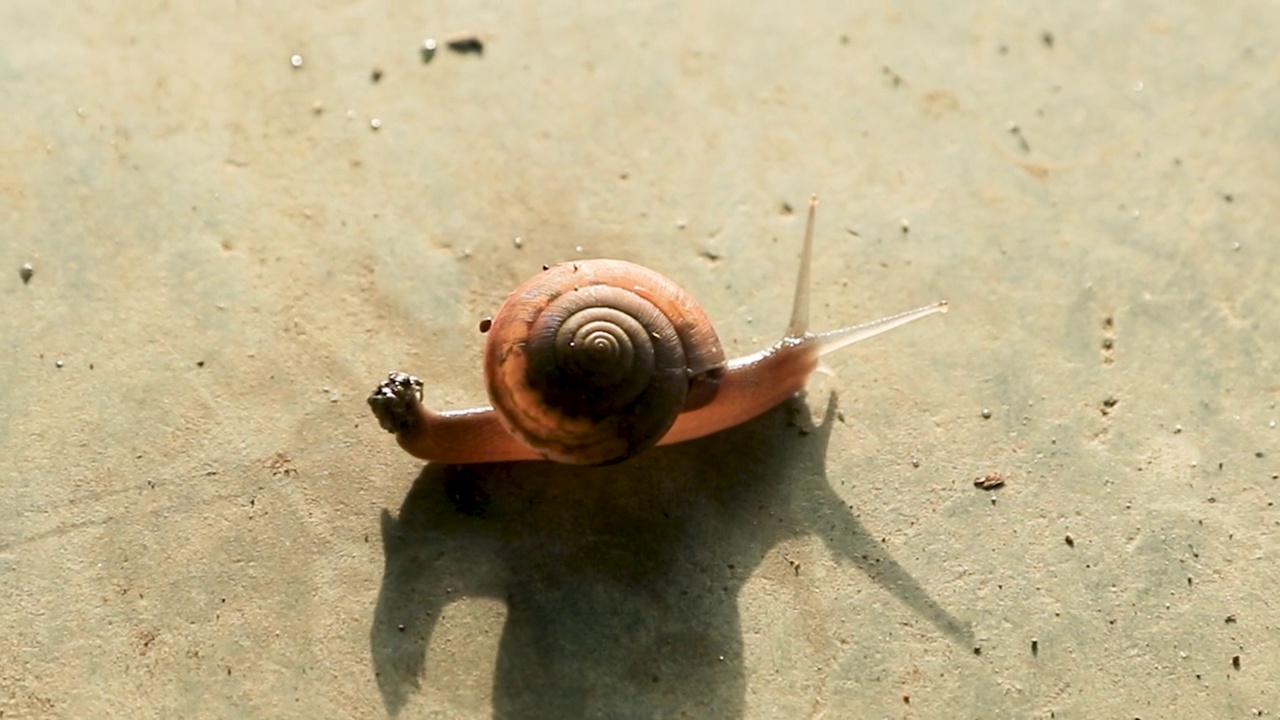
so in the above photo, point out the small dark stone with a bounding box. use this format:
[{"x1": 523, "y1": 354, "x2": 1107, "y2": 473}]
[{"x1": 447, "y1": 36, "x2": 484, "y2": 55}]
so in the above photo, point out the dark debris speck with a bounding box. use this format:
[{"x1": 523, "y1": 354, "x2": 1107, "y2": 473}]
[{"x1": 447, "y1": 36, "x2": 484, "y2": 55}]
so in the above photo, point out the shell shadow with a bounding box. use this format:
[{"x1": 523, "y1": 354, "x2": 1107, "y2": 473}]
[{"x1": 370, "y1": 394, "x2": 972, "y2": 717}]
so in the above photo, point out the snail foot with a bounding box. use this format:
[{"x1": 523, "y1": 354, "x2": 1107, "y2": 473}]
[{"x1": 368, "y1": 372, "x2": 424, "y2": 433}]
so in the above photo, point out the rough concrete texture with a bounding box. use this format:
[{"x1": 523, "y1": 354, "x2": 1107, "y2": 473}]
[{"x1": 3, "y1": 2, "x2": 1277, "y2": 718}]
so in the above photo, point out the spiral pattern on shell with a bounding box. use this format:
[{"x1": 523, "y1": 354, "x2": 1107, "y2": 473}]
[{"x1": 484, "y1": 259, "x2": 726, "y2": 465}]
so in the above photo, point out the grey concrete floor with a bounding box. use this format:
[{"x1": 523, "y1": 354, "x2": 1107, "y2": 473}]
[{"x1": 3, "y1": 2, "x2": 1278, "y2": 718}]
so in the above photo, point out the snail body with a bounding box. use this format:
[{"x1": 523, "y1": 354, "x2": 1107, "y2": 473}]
[{"x1": 369, "y1": 197, "x2": 947, "y2": 465}]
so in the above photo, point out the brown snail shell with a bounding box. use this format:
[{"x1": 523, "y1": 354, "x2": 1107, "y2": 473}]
[{"x1": 483, "y1": 260, "x2": 726, "y2": 465}]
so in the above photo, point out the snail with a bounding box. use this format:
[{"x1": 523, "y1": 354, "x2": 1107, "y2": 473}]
[{"x1": 369, "y1": 197, "x2": 947, "y2": 465}]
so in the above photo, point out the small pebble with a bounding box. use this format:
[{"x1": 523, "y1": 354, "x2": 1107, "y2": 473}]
[
  {"x1": 20, "y1": 262, "x2": 34, "y2": 284},
  {"x1": 55, "y1": 360, "x2": 64, "y2": 368},
  {"x1": 446, "y1": 35, "x2": 484, "y2": 55},
  {"x1": 370, "y1": 118, "x2": 382, "y2": 130},
  {"x1": 981, "y1": 408, "x2": 992, "y2": 419},
  {"x1": 290, "y1": 54, "x2": 303, "y2": 68},
  {"x1": 973, "y1": 471, "x2": 1004, "y2": 489},
  {"x1": 420, "y1": 38, "x2": 438, "y2": 63},
  {"x1": 512, "y1": 236, "x2": 523, "y2": 249}
]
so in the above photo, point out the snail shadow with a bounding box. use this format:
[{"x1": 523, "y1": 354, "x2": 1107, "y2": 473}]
[{"x1": 370, "y1": 395, "x2": 972, "y2": 718}]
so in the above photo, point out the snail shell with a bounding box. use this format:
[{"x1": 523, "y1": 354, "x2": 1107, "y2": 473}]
[{"x1": 483, "y1": 260, "x2": 726, "y2": 465}]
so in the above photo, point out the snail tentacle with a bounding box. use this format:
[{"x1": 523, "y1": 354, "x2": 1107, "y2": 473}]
[
  {"x1": 786, "y1": 195, "x2": 818, "y2": 339},
  {"x1": 812, "y1": 301, "x2": 949, "y2": 358}
]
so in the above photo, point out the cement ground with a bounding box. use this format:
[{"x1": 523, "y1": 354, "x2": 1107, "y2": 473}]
[{"x1": 3, "y1": 2, "x2": 1277, "y2": 718}]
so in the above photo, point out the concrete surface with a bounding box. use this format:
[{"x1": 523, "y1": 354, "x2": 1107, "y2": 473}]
[{"x1": 3, "y1": 2, "x2": 1277, "y2": 718}]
